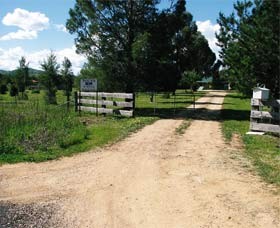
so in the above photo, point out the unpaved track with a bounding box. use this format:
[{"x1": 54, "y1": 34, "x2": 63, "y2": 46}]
[{"x1": 0, "y1": 91, "x2": 279, "y2": 227}]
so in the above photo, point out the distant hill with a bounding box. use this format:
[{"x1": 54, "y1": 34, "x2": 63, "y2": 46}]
[
  {"x1": 0, "y1": 70, "x2": 8, "y2": 74},
  {"x1": 0, "y1": 68, "x2": 43, "y2": 77}
]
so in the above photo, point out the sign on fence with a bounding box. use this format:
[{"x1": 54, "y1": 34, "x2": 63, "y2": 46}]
[{"x1": 80, "y1": 79, "x2": 97, "y2": 92}]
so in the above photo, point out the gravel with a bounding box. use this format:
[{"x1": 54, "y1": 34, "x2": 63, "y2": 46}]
[{"x1": 0, "y1": 201, "x2": 60, "y2": 228}]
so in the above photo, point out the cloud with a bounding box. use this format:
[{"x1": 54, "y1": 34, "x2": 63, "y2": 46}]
[
  {"x1": 54, "y1": 24, "x2": 67, "y2": 33},
  {"x1": 0, "y1": 8, "x2": 49, "y2": 41},
  {"x1": 0, "y1": 46, "x2": 25, "y2": 70},
  {"x1": 2, "y1": 8, "x2": 49, "y2": 31},
  {"x1": 0, "y1": 30, "x2": 37, "y2": 41},
  {"x1": 196, "y1": 20, "x2": 220, "y2": 58},
  {"x1": 0, "y1": 46, "x2": 86, "y2": 74}
]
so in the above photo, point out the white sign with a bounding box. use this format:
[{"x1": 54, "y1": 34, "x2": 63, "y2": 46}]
[{"x1": 80, "y1": 79, "x2": 97, "y2": 92}]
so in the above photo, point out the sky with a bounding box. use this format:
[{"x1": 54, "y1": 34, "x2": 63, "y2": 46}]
[{"x1": 0, "y1": 0, "x2": 235, "y2": 74}]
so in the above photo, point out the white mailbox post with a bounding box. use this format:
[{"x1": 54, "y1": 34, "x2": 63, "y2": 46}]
[{"x1": 253, "y1": 87, "x2": 270, "y2": 100}]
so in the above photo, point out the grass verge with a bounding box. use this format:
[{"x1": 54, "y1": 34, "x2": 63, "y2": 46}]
[
  {"x1": 221, "y1": 93, "x2": 280, "y2": 186},
  {"x1": 175, "y1": 120, "x2": 191, "y2": 135}
]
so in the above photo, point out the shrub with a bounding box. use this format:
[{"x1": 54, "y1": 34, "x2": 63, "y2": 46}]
[
  {"x1": 10, "y1": 84, "x2": 18, "y2": 97},
  {"x1": 0, "y1": 84, "x2": 8, "y2": 94}
]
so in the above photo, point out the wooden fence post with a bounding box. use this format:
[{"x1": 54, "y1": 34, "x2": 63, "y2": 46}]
[
  {"x1": 74, "y1": 91, "x2": 78, "y2": 112},
  {"x1": 102, "y1": 95, "x2": 106, "y2": 117},
  {"x1": 133, "y1": 92, "x2": 135, "y2": 117}
]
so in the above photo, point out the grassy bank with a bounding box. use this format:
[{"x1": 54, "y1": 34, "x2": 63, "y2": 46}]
[{"x1": 221, "y1": 93, "x2": 280, "y2": 186}]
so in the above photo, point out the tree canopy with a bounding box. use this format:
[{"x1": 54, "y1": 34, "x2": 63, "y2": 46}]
[
  {"x1": 67, "y1": 0, "x2": 215, "y2": 92},
  {"x1": 216, "y1": 0, "x2": 280, "y2": 98}
]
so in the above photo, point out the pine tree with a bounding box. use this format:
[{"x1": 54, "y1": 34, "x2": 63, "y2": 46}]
[{"x1": 40, "y1": 52, "x2": 60, "y2": 104}]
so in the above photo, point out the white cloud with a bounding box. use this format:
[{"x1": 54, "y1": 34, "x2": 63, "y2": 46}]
[
  {"x1": 2, "y1": 8, "x2": 49, "y2": 31},
  {"x1": 196, "y1": 20, "x2": 220, "y2": 58},
  {"x1": 0, "y1": 8, "x2": 49, "y2": 41},
  {"x1": 0, "y1": 30, "x2": 37, "y2": 41},
  {"x1": 0, "y1": 46, "x2": 25, "y2": 70},
  {"x1": 54, "y1": 24, "x2": 67, "y2": 33},
  {"x1": 0, "y1": 46, "x2": 86, "y2": 75},
  {"x1": 56, "y1": 46, "x2": 86, "y2": 74}
]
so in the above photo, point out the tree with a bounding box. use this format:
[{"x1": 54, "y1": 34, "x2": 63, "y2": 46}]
[
  {"x1": 40, "y1": 53, "x2": 60, "y2": 104},
  {"x1": 67, "y1": 0, "x2": 215, "y2": 93},
  {"x1": 179, "y1": 70, "x2": 200, "y2": 92},
  {"x1": 15, "y1": 56, "x2": 29, "y2": 98},
  {"x1": 216, "y1": 0, "x2": 279, "y2": 98},
  {"x1": 0, "y1": 73, "x2": 8, "y2": 94},
  {"x1": 67, "y1": 0, "x2": 158, "y2": 92},
  {"x1": 61, "y1": 57, "x2": 74, "y2": 109},
  {"x1": 143, "y1": 0, "x2": 215, "y2": 92}
]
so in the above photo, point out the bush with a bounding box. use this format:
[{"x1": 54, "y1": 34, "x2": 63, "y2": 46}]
[
  {"x1": 10, "y1": 84, "x2": 18, "y2": 97},
  {"x1": 0, "y1": 84, "x2": 8, "y2": 94},
  {"x1": 31, "y1": 89, "x2": 40, "y2": 94}
]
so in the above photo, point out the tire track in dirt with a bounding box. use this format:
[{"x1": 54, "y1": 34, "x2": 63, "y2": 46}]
[{"x1": 0, "y1": 91, "x2": 279, "y2": 227}]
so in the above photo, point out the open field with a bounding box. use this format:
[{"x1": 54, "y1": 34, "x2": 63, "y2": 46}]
[
  {"x1": 0, "y1": 90, "x2": 204, "y2": 164},
  {"x1": 221, "y1": 93, "x2": 280, "y2": 186}
]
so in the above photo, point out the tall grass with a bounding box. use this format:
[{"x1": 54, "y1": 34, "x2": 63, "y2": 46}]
[{"x1": 0, "y1": 99, "x2": 88, "y2": 158}]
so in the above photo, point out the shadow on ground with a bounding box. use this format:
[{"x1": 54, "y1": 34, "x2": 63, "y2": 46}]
[{"x1": 135, "y1": 93, "x2": 250, "y2": 122}]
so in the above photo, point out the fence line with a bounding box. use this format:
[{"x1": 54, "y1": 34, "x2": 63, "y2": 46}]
[{"x1": 75, "y1": 92, "x2": 135, "y2": 117}]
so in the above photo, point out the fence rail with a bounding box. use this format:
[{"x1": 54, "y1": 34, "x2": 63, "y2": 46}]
[
  {"x1": 75, "y1": 92, "x2": 135, "y2": 117},
  {"x1": 250, "y1": 98, "x2": 280, "y2": 133}
]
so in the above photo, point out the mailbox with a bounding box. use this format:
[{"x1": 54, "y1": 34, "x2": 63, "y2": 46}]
[{"x1": 253, "y1": 87, "x2": 270, "y2": 100}]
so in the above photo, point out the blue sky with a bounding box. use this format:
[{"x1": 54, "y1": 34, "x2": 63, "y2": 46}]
[{"x1": 0, "y1": 0, "x2": 235, "y2": 74}]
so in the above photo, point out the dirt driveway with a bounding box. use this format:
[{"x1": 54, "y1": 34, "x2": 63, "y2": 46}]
[{"x1": 0, "y1": 91, "x2": 279, "y2": 227}]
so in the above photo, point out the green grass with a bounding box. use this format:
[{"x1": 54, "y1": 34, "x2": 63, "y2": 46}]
[
  {"x1": 175, "y1": 120, "x2": 191, "y2": 135},
  {"x1": 221, "y1": 93, "x2": 280, "y2": 186}
]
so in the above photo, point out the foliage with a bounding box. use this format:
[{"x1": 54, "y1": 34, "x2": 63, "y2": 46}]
[
  {"x1": 179, "y1": 70, "x2": 201, "y2": 91},
  {"x1": 15, "y1": 57, "x2": 29, "y2": 96},
  {"x1": 40, "y1": 52, "x2": 60, "y2": 104},
  {"x1": 61, "y1": 57, "x2": 74, "y2": 107},
  {"x1": 67, "y1": 0, "x2": 158, "y2": 92},
  {"x1": 222, "y1": 93, "x2": 280, "y2": 186},
  {"x1": 9, "y1": 84, "x2": 18, "y2": 97},
  {"x1": 216, "y1": 0, "x2": 280, "y2": 98},
  {"x1": 67, "y1": 0, "x2": 215, "y2": 92},
  {"x1": 0, "y1": 84, "x2": 8, "y2": 94}
]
